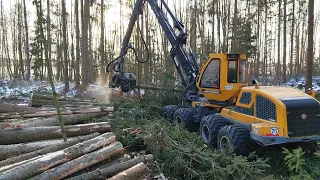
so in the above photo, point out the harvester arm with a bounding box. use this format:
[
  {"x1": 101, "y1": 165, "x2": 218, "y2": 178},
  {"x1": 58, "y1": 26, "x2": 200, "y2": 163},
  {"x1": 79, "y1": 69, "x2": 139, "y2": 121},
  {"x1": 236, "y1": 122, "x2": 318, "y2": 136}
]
[{"x1": 107, "y1": 0, "x2": 199, "y2": 98}]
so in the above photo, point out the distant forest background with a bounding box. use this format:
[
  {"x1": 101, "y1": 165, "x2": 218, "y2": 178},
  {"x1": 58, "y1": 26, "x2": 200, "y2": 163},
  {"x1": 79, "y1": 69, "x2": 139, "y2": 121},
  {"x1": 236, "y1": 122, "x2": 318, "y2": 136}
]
[{"x1": 0, "y1": 0, "x2": 319, "y2": 90}]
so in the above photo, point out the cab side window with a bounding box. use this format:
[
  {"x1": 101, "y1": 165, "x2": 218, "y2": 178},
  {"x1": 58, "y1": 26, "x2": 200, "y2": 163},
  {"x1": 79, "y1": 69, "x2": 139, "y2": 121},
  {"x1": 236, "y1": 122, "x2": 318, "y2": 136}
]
[
  {"x1": 228, "y1": 60, "x2": 238, "y2": 83},
  {"x1": 200, "y1": 59, "x2": 220, "y2": 88}
]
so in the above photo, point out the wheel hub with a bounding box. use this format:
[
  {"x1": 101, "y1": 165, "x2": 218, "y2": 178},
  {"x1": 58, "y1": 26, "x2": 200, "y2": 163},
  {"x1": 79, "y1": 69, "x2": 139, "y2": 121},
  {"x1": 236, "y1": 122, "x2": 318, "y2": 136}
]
[
  {"x1": 176, "y1": 117, "x2": 182, "y2": 124},
  {"x1": 201, "y1": 125, "x2": 210, "y2": 143},
  {"x1": 220, "y1": 136, "x2": 231, "y2": 152}
]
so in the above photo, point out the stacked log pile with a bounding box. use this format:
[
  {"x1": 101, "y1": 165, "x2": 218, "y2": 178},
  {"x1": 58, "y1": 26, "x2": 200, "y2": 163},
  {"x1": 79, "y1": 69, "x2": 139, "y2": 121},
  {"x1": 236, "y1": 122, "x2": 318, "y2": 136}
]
[{"x1": 0, "y1": 102, "x2": 153, "y2": 180}]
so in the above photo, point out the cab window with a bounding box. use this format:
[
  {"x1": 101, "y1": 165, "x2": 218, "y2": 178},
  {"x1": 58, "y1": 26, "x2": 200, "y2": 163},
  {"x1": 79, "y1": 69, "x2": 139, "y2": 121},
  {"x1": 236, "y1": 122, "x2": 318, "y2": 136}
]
[
  {"x1": 227, "y1": 60, "x2": 237, "y2": 83},
  {"x1": 200, "y1": 59, "x2": 220, "y2": 88},
  {"x1": 239, "y1": 60, "x2": 247, "y2": 83}
]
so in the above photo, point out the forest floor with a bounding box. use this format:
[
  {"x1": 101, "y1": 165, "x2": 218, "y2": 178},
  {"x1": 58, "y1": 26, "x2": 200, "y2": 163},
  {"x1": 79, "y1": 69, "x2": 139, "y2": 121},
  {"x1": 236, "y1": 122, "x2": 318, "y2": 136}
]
[{"x1": 1, "y1": 80, "x2": 320, "y2": 179}]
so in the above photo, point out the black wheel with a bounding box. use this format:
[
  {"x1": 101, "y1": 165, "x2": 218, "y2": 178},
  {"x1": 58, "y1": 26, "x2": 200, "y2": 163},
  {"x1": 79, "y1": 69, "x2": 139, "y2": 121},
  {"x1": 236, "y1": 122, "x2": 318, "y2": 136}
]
[
  {"x1": 217, "y1": 125, "x2": 255, "y2": 156},
  {"x1": 173, "y1": 108, "x2": 198, "y2": 131},
  {"x1": 298, "y1": 141, "x2": 318, "y2": 157},
  {"x1": 200, "y1": 114, "x2": 228, "y2": 148},
  {"x1": 162, "y1": 105, "x2": 179, "y2": 122}
]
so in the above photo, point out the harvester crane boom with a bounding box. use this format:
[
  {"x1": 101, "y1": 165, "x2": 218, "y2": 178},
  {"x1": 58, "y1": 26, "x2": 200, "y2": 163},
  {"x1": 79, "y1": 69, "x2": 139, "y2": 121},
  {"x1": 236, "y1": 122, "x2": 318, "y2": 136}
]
[{"x1": 108, "y1": 0, "x2": 199, "y2": 96}]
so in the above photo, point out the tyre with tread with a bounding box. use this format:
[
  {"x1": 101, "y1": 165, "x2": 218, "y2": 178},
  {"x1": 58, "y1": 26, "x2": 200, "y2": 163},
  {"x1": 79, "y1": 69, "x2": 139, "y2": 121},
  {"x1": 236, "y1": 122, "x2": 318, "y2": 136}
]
[
  {"x1": 298, "y1": 141, "x2": 318, "y2": 157},
  {"x1": 174, "y1": 108, "x2": 198, "y2": 131},
  {"x1": 200, "y1": 114, "x2": 228, "y2": 148},
  {"x1": 162, "y1": 105, "x2": 179, "y2": 122},
  {"x1": 217, "y1": 125, "x2": 255, "y2": 156}
]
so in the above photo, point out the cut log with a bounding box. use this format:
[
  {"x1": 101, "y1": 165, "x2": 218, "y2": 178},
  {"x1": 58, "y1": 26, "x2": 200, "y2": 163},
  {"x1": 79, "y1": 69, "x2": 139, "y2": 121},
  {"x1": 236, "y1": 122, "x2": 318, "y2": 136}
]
[
  {"x1": 0, "y1": 133, "x2": 100, "y2": 168},
  {"x1": 0, "y1": 132, "x2": 116, "y2": 180},
  {"x1": 108, "y1": 163, "x2": 149, "y2": 180},
  {"x1": 101, "y1": 106, "x2": 114, "y2": 112},
  {"x1": 0, "y1": 117, "x2": 45, "y2": 129},
  {"x1": 31, "y1": 94, "x2": 112, "y2": 108},
  {"x1": 0, "y1": 111, "x2": 109, "y2": 129},
  {"x1": 0, "y1": 122, "x2": 112, "y2": 144},
  {"x1": 73, "y1": 108, "x2": 102, "y2": 114},
  {"x1": 31, "y1": 99, "x2": 95, "y2": 107},
  {"x1": 33, "y1": 142, "x2": 124, "y2": 180},
  {"x1": 0, "y1": 156, "x2": 41, "y2": 173},
  {"x1": 0, "y1": 103, "x2": 38, "y2": 113},
  {"x1": 0, "y1": 138, "x2": 79, "y2": 160},
  {"x1": 68, "y1": 154, "x2": 153, "y2": 180},
  {"x1": 66, "y1": 154, "x2": 131, "y2": 179},
  {"x1": 20, "y1": 112, "x2": 108, "y2": 127},
  {"x1": 138, "y1": 85, "x2": 183, "y2": 92},
  {"x1": 22, "y1": 110, "x2": 73, "y2": 118}
]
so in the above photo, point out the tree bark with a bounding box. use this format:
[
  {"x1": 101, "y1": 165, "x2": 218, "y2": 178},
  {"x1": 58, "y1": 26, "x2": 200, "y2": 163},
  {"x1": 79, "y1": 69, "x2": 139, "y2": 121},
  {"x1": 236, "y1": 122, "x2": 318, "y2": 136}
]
[
  {"x1": 69, "y1": 154, "x2": 153, "y2": 180},
  {"x1": 0, "y1": 132, "x2": 116, "y2": 180},
  {"x1": 33, "y1": 142, "x2": 124, "y2": 180},
  {"x1": 0, "y1": 122, "x2": 112, "y2": 144},
  {"x1": 0, "y1": 133, "x2": 99, "y2": 168},
  {"x1": 108, "y1": 162, "x2": 149, "y2": 180},
  {"x1": 306, "y1": 0, "x2": 314, "y2": 90}
]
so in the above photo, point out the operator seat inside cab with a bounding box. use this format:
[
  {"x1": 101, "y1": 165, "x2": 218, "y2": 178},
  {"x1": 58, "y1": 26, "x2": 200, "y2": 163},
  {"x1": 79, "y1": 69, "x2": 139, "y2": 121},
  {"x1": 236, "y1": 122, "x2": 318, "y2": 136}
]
[{"x1": 227, "y1": 68, "x2": 237, "y2": 83}]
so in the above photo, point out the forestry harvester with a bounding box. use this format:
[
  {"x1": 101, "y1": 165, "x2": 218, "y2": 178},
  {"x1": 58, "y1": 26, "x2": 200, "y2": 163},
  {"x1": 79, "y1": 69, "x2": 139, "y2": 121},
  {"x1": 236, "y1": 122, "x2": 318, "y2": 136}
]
[{"x1": 107, "y1": 0, "x2": 320, "y2": 156}]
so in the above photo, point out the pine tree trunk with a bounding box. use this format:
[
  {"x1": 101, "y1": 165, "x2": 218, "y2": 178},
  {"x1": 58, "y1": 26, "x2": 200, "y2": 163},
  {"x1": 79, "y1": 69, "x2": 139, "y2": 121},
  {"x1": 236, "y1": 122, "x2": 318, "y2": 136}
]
[
  {"x1": 33, "y1": 142, "x2": 124, "y2": 180},
  {"x1": 0, "y1": 133, "x2": 99, "y2": 168},
  {"x1": 17, "y1": 4, "x2": 24, "y2": 79},
  {"x1": 0, "y1": 132, "x2": 116, "y2": 180},
  {"x1": 290, "y1": 0, "x2": 295, "y2": 77},
  {"x1": 81, "y1": 0, "x2": 90, "y2": 89},
  {"x1": 277, "y1": 0, "x2": 281, "y2": 82},
  {"x1": 100, "y1": 0, "x2": 105, "y2": 83},
  {"x1": 283, "y1": 0, "x2": 287, "y2": 83},
  {"x1": 306, "y1": 0, "x2": 314, "y2": 89},
  {"x1": 0, "y1": 122, "x2": 111, "y2": 144},
  {"x1": 62, "y1": 0, "x2": 69, "y2": 92}
]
